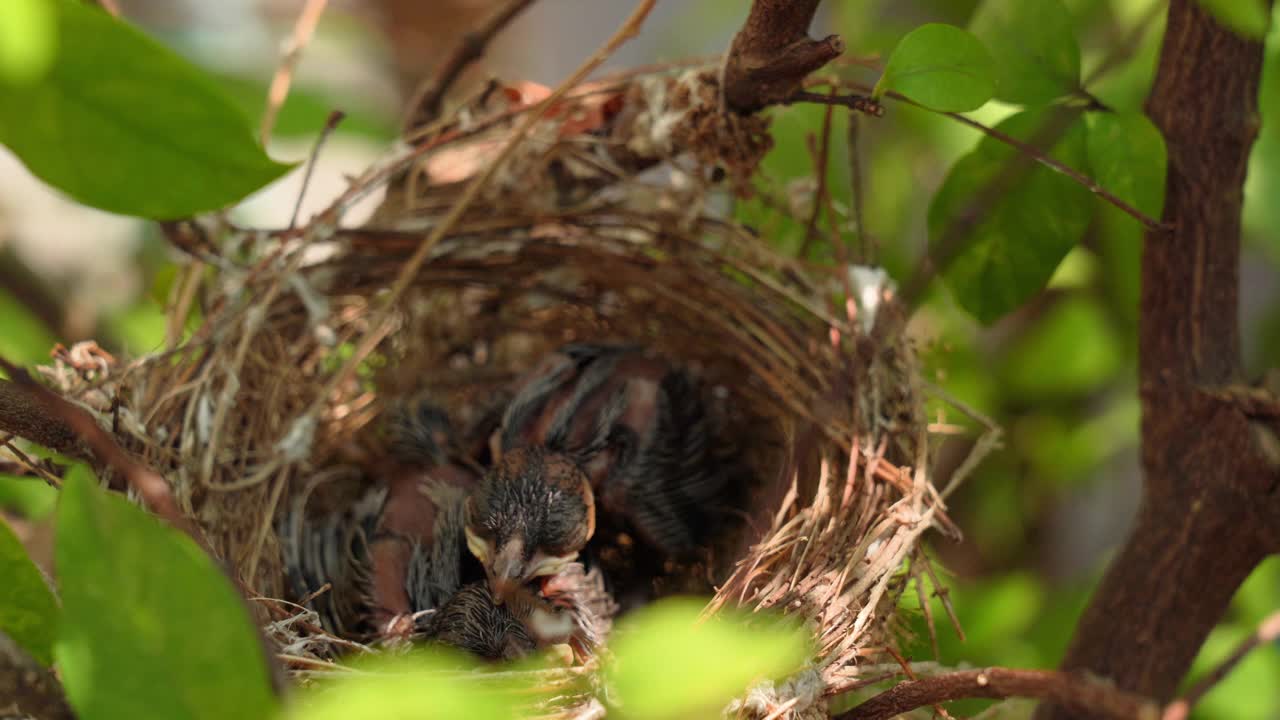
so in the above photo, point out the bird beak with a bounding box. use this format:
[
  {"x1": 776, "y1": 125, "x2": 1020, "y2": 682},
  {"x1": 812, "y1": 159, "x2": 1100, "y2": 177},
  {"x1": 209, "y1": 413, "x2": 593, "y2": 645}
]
[{"x1": 489, "y1": 538, "x2": 525, "y2": 606}]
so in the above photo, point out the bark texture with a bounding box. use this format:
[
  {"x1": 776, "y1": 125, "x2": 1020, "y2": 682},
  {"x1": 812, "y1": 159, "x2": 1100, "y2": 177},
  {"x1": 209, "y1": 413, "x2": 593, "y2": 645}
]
[
  {"x1": 721, "y1": 0, "x2": 843, "y2": 113},
  {"x1": 1038, "y1": 2, "x2": 1279, "y2": 717}
]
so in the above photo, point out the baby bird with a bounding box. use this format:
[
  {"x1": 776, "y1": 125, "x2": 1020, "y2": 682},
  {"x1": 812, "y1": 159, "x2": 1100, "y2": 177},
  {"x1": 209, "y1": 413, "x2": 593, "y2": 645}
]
[
  {"x1": 420, "y1": 582, "x2": 535, "y2": 661},
  {"x1": 422, "y1": 563, "x2": 616, "y2": 662},
  {"x1": 463, "y1": 447, "x2": 595, "y2": 605},
  {"x1": 495, "y1": 344, "x2": 733, "y2": 559},
  {"x1": 279, "y1": 396, "x2": 477, "y2": 642}
]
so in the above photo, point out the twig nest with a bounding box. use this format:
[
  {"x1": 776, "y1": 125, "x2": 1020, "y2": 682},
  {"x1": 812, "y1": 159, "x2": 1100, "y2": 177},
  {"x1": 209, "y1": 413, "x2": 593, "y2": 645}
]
[{"x1": 44, "y1": 61, "x2": 953, "y2": 716}]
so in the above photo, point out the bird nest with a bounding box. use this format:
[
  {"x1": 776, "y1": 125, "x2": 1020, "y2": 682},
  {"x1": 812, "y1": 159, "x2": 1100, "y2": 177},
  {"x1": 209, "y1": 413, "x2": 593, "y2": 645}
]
[{"x1": 37, "y1": 62, "x2": 965, "y2": 718}]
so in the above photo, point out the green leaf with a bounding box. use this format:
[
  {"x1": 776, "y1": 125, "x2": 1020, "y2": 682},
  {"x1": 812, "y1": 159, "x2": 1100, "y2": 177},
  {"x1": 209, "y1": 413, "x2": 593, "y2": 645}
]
[
  {"x1": 1195, "y1": 0, "x2": 1271, "y2": 39},
  {"x1": 969, "y1": 0, "x2": 1082, "y2": 105},
  {"x1": 606, "y1": 598, "x2": 813, "y2": 720},
  {"x1": 0, "y1": 0, "x2": 56, "y2": 85},
  {"x1": 875, "y1": 23, "x2": 996, "y2": 112},
  {"x1": 55, "y1": 465, "x2": 277, "y2": 720},
  {"x1": 0, "y1": 474, "x2": 59, "y2": 520},
  {"x1": 929, "y1": 110, "x2": 1093, "y2": 323},
  {"x1": 1004, "y1": 295, "x2": 1121, "y2": 397},
  {"x1": 0, "y1": 516, "x2": 58, "y2": 666},
  {"x1": 0, "y1": 289, "x2": 58, "y2": 367},
  {"x1": 285, "y1": 649, "x2": 521, "y2": 720},
  {"x1": 0, "y1": 0, "x2": 293, "y2": 219},
  {"x1": 1085, "y1": 112, "x2": 1167, "y2": 219}
]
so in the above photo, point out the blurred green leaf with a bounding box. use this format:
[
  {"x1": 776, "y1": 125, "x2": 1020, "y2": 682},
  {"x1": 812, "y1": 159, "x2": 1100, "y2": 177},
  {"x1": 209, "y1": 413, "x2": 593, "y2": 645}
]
[
  {"x1": 0, "y1": 515, "x2": 58, "y2": 666},
  {"x1": 0, "y1": 0, "x2": 56, "y2": 86},
  {"x1": 1005, "y1": 295, "x2": 1121, "y2": 397},
  {"x1": 956, "y1": 573, "x2": 1043, "y2": 654},
  {"x1": 1194, "y1": 0, "x2": 1271, "y2": 39},
  {"x1": 0, "y1": 474, "x2": 59, "y2": 520},
  {"x1": 55, "y1": 465, "x2": 277, "y2": 720},
  {"x1": 105, "y1": 298, "x2": 169, "y2": 355},
  {"x1": 0, "y1": 291, "x2": 58, "y2": 367},
  {"x1": 969, "y1": 0, "x2": 1082, "y2": 104},
  {"x1": 1085, "y1": 112, "x2": 1167, "y2": 219},
  {"x1": 215, "y1": 73, "x2": 396, "y2": 142},
  {"x1": 875, "y1": 23, "x2": 996, "y2": 112},
  {"x1": 0, "y1": 0, "x2": 293, "y2": 219},
  {"x1": 285, "y1": 649, "x2": 521, "y2": 720},
  {"x1": 1192, "y1": 624, "x2": 1280, "y2": 719},
  {"x1": 929, "y1": 110, "x2": 1093, "y2": 323},
  {"x1": 606, "y1": 597, "x2": 812, "y2": 720}
]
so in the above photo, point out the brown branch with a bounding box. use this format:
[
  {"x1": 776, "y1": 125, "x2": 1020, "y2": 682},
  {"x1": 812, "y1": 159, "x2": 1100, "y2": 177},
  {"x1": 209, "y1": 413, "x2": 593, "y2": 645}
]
[
  {"x1": 0, "y1": 380, "x2": 91, "y2": 462},
  {"x1": 0, "y1": 632, "x2": 75, "y2": 720},
  {"x1": 722, "y1": 0, "x2": 844, "y2": 113},
  {"x1": 1038, "y1": 1, "x2": 1279, "y2": 717},
  {"x1": 836, "y1": 668, "x2": 1158, "y2": 720},
  {"x1": 0, "y1": 356, "x2": 289, "y2": 695},
  {"x1": 402, "y1": 0, "x2": 539, "y2": 133},
  {"x1": 0, "y1": 357, "x2": 197, "y2": 541},
  {"x1": 1163, "y1": 610, "x2": 1280, "y2": 720}
]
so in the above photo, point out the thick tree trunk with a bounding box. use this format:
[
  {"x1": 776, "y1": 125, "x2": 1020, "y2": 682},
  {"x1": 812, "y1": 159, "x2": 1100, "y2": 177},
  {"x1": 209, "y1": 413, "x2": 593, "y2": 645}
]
[{"x1": 1038, "y1": 2, "x2": 1279, "y2": 717}]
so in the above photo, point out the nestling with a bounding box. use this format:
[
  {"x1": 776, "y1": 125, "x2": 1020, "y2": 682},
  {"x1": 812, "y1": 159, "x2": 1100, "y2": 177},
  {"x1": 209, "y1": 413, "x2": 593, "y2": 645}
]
[
  {"x1": 463, "y1": 446, "x2": 595, "y2": 605},
  {"x1": 498, "y1": 343, "x2": 734, "y2": 558},
  {"x1": 422, "y1": 561, "x2": 615, "y2": 662},
  {"x1": 279, "y1": 396, "x2": 478, "y2": 642}
]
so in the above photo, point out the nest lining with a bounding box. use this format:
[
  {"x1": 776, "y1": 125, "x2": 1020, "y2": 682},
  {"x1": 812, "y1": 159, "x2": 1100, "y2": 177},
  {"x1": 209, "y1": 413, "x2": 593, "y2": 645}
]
[{"x1": 35, "y1": 63, "x2": 962, "y2": 718}]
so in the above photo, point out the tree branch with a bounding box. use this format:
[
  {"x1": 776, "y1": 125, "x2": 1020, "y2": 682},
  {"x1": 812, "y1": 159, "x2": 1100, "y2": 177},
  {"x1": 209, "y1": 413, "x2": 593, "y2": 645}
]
[
  {"x1": 0, "y1": 379, "x2": 91, "y2": 462},
  {"x1": 402, "y1": 0, "x2": 540, "y2": 133},
  {"x1": 0, "y1": 357, "x2": 198, "y2": 541},
  {"x1": 1038, "y1": 2, "x2": 1279, "y2": 717},
  {"x1": 835, "y1": 668, "x2": 1158, "y2": 720},
  {"x1": 722, "y1": 0, "x2": 844, "y2": 113}
]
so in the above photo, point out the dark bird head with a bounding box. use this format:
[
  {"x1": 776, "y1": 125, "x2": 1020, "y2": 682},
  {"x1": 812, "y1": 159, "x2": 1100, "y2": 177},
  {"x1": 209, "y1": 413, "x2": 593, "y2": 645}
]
[
  {"x1": 464, "y1": 447, "x2": 595, "y2": 605},
  {"x1": 422, "y1": 583, "x2": 535, "y2": 662}
]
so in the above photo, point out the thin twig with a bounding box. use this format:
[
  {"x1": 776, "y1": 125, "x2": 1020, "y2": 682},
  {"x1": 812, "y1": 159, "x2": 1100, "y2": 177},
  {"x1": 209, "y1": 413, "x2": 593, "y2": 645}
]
[
  {"x1": 310, "y1": 0, "x2": 657, "y2": 418},
  {"x1": 290, "y1": 110, "x2": 346, "y2": 230},
  {"x1": 836, "y1": 668, "x2": 1159, "y2": 720},
  {"x1": 788, "y1": 90, "x2": 884, "y2": 116},
  {"x1": 402, "y1": 0, "x2": 540, "y2": 132},
  {"x1": 798, "y1": 88, "x2": 837, "y2": 258},
  {"x1": 935, "y1": 106, "x2": 1164, "y2": 231},
  {"x1": 846, "y1": 108, "x2": 872, "y2": 263},
  {"x1": 898, "y1": 105, "x2": 1083, "y2": 310},
  {"x1": 1161, "y1": 610, "x2": 1280, "y2": 720},
  {"x1": 260, "y1": 0, "x2": 329, "y2": 146},
  {"x1": 808, "y1": 83, "x2": 1167, "y2": 233}
]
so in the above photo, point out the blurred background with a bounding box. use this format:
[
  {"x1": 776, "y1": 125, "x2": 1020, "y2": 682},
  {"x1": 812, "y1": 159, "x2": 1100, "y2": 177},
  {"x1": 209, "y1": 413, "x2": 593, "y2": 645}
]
[{"x1": 0, "y1": 1, "x2": 1277, "y2": 717}]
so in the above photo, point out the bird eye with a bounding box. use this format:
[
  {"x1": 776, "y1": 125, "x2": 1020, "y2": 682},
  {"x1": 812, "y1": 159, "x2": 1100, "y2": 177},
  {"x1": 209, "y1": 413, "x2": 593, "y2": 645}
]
[{"x1": 465, "y1": 526, "x2": 491, "y2": 564}]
